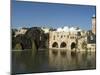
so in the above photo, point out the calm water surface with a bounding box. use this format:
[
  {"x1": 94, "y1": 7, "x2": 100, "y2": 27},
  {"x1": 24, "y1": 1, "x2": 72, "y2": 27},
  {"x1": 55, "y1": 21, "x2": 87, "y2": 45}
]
[{"x1": 12, "y1": 49, "x2": 96, "y2": 74}]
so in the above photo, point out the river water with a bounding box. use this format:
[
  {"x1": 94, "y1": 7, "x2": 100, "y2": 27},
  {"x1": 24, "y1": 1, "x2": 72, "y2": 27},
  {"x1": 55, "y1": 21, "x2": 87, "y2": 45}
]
[{"x1": 12, "y1": 49, "x2": 96, "y2": 74}]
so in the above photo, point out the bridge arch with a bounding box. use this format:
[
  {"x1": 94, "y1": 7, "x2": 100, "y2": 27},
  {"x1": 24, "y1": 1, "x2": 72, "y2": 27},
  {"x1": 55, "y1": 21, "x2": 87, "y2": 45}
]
[
  {"x1": 71, "y1": 42, "x2": 76, "y2": 49},
  {"x1": 52, "y1": 42, "x2": 58, "y2": 48},
  {"x1": 60, "y1": 42, "x2": 67, "y2": 48}
]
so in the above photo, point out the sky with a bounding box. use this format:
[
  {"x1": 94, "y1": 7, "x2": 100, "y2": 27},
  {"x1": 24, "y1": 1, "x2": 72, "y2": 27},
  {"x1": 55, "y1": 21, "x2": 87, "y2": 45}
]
[{"x1": 11, "y1": 0, "x2": 96, "y2": 30}]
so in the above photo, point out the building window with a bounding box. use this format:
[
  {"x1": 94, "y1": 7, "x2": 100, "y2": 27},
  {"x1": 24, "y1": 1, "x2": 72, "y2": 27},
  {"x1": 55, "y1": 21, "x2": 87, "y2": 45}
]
[
  {"x1": 90, "y1": 36, "x2": 93, "y2": 40},
  {"x1": 70, "y1": 36, "x2": 74, "y2": 39},
  {"x1": 61, "y1": 35, "x2": 63, "y2": 38},
  {"x1": 67, "y1": 35, "x2": 69, "y2": 38},
  {"x1": 77, "y1": 32, "x2": 81, "y2": 36}
]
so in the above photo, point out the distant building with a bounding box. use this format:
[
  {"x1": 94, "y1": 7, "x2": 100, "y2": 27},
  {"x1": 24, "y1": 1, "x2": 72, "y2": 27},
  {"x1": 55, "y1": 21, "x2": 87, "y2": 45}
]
[
  {"x1": 87, "y1": 44, "x2": 96, "y2": 51},
  {"x1": 15, "y1": 27, "x2": 28, "y2": 37},
  {"x1": 87, "y1": 30, "x2": 96, "y2": 44},
  {"x1": 41, "y1": 27, "x2": 50, "y2": 33},
  {"x1": 92, "y1": 15, "x2": 96, "y2": 35},
  {"x1": 86, "y1": 30, "x2": 96, "y2": 51},
  {"x1": 85, "y1": 15, "x2": 96, "y2": 51}
]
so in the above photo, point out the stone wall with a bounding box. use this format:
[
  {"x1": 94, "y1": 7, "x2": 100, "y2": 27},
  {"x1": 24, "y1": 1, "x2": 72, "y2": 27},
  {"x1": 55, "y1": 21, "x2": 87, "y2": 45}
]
[
  {"x1": 49, "y1": 30, "x2": 95, "y2": 52},
  {"x1": 49, "y1": 31, "x2": 83, "y2": 50}
]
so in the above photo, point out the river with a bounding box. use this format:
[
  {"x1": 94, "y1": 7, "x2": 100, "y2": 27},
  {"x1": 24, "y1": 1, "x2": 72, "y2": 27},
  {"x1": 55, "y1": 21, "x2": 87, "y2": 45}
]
[{"x1": 12, "y1": 49, "x2": 96, "y2": 74}]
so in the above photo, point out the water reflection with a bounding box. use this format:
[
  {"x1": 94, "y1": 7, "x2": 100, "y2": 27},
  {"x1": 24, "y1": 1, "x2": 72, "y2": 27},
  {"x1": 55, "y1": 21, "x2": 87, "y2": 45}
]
[
  {"x1": 49, "y1": 49, "x2": 96, "y2": 70},
  {"x1": 12, "y1": 49, "x2": 96, "y2": 74}
]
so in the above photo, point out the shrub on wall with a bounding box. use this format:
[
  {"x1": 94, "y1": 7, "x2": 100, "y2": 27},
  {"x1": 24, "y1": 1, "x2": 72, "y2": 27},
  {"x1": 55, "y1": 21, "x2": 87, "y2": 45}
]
[{"x1": 14, "y1": 43, "x2": 22, "y2": 50}]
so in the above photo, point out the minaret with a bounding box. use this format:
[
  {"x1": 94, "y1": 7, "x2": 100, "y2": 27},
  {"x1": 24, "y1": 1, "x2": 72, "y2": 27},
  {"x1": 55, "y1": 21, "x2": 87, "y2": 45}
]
[{"x1": 92, "y1": 14, "x2": 96, "y2": 35}]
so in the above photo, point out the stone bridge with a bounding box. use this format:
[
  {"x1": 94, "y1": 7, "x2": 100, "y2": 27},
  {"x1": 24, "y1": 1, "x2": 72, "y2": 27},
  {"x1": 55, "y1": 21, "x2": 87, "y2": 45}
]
[{"x1": 49, "y1": 31, "x2": 87, "y2": 51}]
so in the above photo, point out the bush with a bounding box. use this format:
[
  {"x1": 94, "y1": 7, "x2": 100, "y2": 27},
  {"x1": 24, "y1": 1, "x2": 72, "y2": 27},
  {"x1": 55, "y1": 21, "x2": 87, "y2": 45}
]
[
  {"x1": 81, "y1": 41, "x2": 87, "y2": 49},
  {"x1": 14, "y1": 43, "x2": 22, "y2": 50}
]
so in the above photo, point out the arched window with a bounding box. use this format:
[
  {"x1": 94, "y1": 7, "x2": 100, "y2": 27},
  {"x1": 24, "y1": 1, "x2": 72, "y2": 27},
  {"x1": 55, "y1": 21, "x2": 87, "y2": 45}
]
[
  {"x1": 61, "y1": 35, "x2": 63, "y2": 38},
  {"x1": 71, "y1": 42, "x2": 76, "y2": 49},
  {"x1": 60, "y1": 42, "x2": 66, "y2": 48},
  {"x1": 52, "y1": 42, "x2": 58, "y2": 48},
  {"x1": 53, "y1": 35, "x2": 55, "y2": 40}
]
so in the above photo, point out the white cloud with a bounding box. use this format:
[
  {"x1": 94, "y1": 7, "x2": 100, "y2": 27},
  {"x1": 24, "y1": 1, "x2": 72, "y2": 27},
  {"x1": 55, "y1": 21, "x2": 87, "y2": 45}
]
[{"x1": 57, "y1": 26, "x2": 82, "y2": 32}]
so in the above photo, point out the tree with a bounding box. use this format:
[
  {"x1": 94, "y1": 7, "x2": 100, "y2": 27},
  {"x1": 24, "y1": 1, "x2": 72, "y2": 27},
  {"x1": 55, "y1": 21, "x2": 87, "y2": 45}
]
[
  {"x1": 12, "y1": 27, "x2": 49, "y2": 50},
  {"x1": 81, "y1": 41, "x2": 87, "y2": 49},
  {"x1": 12, "y1": 29, "x2": 18, "y2": 49},
  {"x1": 25, "y1": 27, "x2": 45, "y2": 49},
  {"x1": 14, "y1": 43, "x2": 22, "y2": 50}
]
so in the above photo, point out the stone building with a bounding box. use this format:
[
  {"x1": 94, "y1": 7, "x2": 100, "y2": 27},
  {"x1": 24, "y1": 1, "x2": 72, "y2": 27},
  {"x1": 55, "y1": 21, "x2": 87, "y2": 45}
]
[
  {"x1": 92, "y1": 15, "x2": 96, "y2": 35},
  {"x1": 49, "y1": 27, "x2": 87, "y2": 51},
  {"x1": 14, "y1": 27, "x2": 28, "y2": 37},
  {"x1": 86, "y1": 15, "x2": 96, "y2": 51},
  {"x1": 41, "y1": 27, "x2": 50, "y2": 33},
  {"x1": 48, "y1": 15, "x2": 96, "y2": 52}
]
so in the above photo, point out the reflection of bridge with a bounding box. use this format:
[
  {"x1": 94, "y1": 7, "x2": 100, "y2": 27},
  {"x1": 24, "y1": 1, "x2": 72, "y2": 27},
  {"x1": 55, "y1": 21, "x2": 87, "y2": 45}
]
[
  {"x1": 49, "y1": 49, "x2": 72, "y2": 68},
  {"x1": 48, "y1": 49, "x2": 95, "y2": 69},
  {"x1": 49, "y1": 31, "x2": 86, "y2": 51}
]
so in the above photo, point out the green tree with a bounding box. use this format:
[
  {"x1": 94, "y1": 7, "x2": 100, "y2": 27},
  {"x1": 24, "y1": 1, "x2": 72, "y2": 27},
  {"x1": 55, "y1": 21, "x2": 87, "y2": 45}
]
[
  {"x1": 14, "y1": 43, "x2": 22, "y2": 57},
  {"x1": 14, "y1": 43, "x2": 22, "y2": 50},
  {"x1": 81, "y1": 41, "x2": 87, "y2": 49}
]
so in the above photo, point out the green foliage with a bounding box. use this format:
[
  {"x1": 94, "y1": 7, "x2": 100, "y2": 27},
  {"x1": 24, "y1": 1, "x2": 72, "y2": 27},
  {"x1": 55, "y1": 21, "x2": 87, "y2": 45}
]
[
  {"x1": 82, "y1": 41, "x2": 87, "y2": 49},
  {"x1": 12, "y1": 27, "x2": 48, "y2": 50},
  {"x1": 14, "y1": 43, "x2": 22, "y2": 57},
  {"x1": 14, "y1": 43, "x2": 22, "y2": 50},
  {"x1": 25, "y1": 27, "x2": 42, "y2": 48}
]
